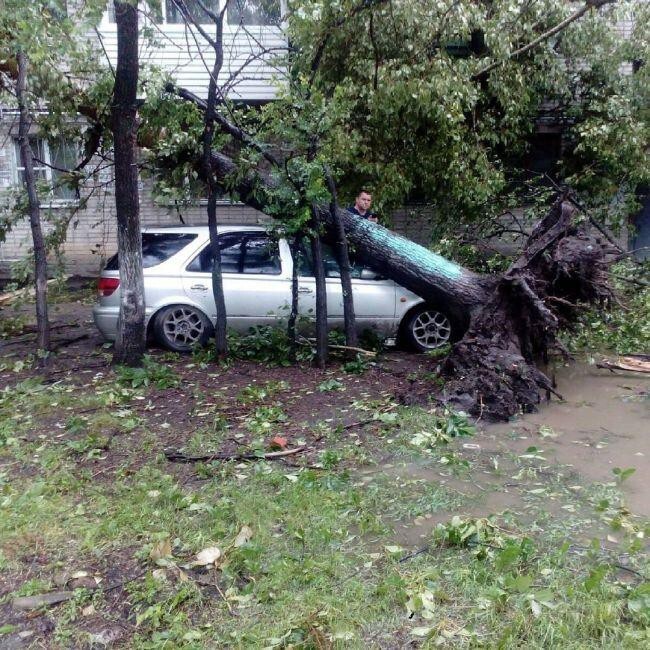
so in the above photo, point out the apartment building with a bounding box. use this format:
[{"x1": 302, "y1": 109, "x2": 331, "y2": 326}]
[{"x1": 0, "y1": 1, "x2": 286, "y2": 277}]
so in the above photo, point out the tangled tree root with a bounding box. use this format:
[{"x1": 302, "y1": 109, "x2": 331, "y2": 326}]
[{"x1": 439, "y1": 196, "x2": 614, "y2": 420}]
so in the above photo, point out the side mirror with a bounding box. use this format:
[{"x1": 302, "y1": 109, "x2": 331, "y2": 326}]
[{"x1": 359, "y1": 268, "x2": 385, "y2": 281}]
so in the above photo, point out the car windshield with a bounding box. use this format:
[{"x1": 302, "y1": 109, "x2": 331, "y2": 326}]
[{"x1": 104, "y1": 233, "x2": 197, "y2": 270}]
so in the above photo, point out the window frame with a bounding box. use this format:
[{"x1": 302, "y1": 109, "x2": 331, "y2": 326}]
[
  {"x1": 12, "y1": 137, "x2": 78, "y2": 206},
  {"x1": 226, "y1": 0, "x2": 282, "y2": 27},
  {"x1": 295, "y1": 239, "x2": 386, "y2": 281}
]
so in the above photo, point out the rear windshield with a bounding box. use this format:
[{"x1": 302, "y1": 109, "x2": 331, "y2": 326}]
[{"x1": 104, "y1": 233, "x2": 197, "y2": 270}]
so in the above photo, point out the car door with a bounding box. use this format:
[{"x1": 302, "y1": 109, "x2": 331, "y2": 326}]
[
  {"x1": 293, "y1": 241, "x2": 397, "y2": 333},
  {"x1": 181, "y1": 232, "x2": 292, "y2": 331}
]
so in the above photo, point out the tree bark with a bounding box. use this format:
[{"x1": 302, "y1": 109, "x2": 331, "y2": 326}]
[
  {"x1": 287, "y1": 234, "x2": 300, "y2": 359},
  {"x1": 324, "y1": 168, "x2": 357, "y2": 346},
  {"x1": 310, "y1": 206, "x2": 328, "y2": 368},
  {"x1": 201, "y1": 6, "x2": 228, "y2": 358},
  {"x1": 111, "y1": 1, "x2": 145, "y2": 366},
  {"x1": 16, "y1": 51, "x2": 50, "y2": 361}
]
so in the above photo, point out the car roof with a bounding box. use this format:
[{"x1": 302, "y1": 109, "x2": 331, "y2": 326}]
[{"x1": 141, "y1": 224, "x2": 268, "y2": 234}]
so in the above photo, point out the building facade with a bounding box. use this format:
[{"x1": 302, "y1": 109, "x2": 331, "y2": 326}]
[{"x1": 0, "y1": 1, "x2": 286, "y2": 278}]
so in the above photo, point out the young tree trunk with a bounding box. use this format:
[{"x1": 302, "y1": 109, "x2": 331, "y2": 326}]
[
  {"x1": 202, "y1": 11, "x2": 228, "y2": 358},
  {"x1": 287, "y1": 234, "x2": 300, "y2": 359},
  {"x1": 324, "y1": 168, "x2": 357, "y2": 346},
  {"x1": 310, "y1": 206, "x2": 328, "y2": 368},
  {"x1": 111, "y1": 1, "x2": 145, "y2": 366},
  {"x1": 16, "y1": 51, "x2": 50, "y2": 361}
]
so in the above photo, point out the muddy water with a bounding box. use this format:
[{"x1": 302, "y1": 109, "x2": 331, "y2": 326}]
[
  {"x1": 369, "y1": 361, "x2": 649, "y2": 547},
  {"x1": 487, "y1": 361, "x2": 649, "y2": 516}
]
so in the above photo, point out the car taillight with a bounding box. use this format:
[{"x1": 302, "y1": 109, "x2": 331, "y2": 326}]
[{"x1": 98, "y1": 277, "x2": 120, "y2": 297}]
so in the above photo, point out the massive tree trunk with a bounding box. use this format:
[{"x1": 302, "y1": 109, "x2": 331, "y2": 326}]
[
  {"x1": 204, "y1": 150, "x2": 612, "y2": 420},
  {"x1": 208, "y1": 149, "x2": 492, "y2": 317},
  {"x1": 16, "y1": 51, "x2": 50, "y2": 361},
  {"x1": 111, "y1": 1, "x2": 145, "y2": 366}
]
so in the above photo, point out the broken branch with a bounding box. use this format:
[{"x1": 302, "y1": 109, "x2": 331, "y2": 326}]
[{"x1": 165, "y1": 445, "x2": 307, "y2": 463}]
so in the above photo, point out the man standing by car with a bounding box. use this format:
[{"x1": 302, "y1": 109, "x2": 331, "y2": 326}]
[{"x1": 348, "y1": 189, "x2": 378, "y2": 223}]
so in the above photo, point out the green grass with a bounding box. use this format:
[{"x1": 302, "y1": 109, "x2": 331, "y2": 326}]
[{"x1": 0, "y1": 370, "x2": 648, "y2": 648}]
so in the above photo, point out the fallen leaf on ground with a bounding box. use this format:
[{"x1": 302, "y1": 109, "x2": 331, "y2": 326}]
[
  {"x1": 270, "y1": 436, "x2": 288, "y2": 449},
  {"x1": 149, "y1": 539, "x2": 172, "y2": 563},
  {"x1": 152, "y1": 569, "x2": 167, "y2": 581},
  {"x1": 193, "y1": 546, "x2": 221, "y2": 567},
  {"x1": 234, "y1": 525, "x2": 253, "y2": 547},
  {"x1": 88, "y1": 627, "x2": 124, "y2": 646}
]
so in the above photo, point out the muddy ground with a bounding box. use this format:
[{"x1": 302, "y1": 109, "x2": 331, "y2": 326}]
[
  {"x1": 2, "y1": 295, "x2": 648, "y2": 518},
  {"x1": 0, "y1": 296, "x2": 648, "y2": 647}
]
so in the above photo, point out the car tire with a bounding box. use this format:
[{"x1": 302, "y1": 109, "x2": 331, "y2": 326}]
[
  {"x1": 402, "y1": 305, "x2": 454, "y2": 353},
  {"x1": 152, "y1": 304, "x2": 214, "y2": 353}
]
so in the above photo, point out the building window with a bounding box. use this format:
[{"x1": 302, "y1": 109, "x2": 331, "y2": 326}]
[
  {"x1": 165, "y1": 0, "x2": 219, "y2": 24},
  {"x1": 13, "y1": 138, "x2": 78, "y2": 202},
  {"x1": 107, "y1": 1, "x2": 280, "y2": 26},
  {"x1": 227, "y1": 0, "x2": 280, "y2": 26}
]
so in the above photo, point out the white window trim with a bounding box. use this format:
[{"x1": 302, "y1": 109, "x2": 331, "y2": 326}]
[{"x1": 12, "y1": 138, "x2": 78, "y2": 208}]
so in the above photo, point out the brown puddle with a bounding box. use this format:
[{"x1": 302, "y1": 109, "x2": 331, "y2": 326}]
[
  {"x1": 487, "y1": 361, "x2": 649, "y2": 517},
  {"x1": 370, "y1": 361, "x2": 649, "y2": 547}
]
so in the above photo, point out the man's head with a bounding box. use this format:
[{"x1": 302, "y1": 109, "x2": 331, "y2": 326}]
[{"x1": 354, "y1": 190, "x2": 372, "y2": 215}]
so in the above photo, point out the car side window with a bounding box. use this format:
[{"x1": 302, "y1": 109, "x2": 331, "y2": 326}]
[
  {"x1": 186, "y1": 233, "x2": 281, "y2": 274},
  {"x1": 296, "y1": 240, "x2": 384, "y2": 280}
]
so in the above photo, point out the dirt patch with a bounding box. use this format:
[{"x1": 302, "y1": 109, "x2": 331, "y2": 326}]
[{"x1": 1, "y1": 299, "x2": 648, "y2": 647}]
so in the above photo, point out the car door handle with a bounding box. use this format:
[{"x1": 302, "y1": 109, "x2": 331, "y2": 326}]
[
  {"x1": 297, "y1": 286, "x2": 313, "y2": 294},
  {"x1": 190, "y1": 284, "x2": 208, "y2": 291}
]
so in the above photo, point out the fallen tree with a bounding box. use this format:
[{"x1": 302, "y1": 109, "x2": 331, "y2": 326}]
[{"x1": 205, "y1": 148, "x2": 613, "y2": 420}]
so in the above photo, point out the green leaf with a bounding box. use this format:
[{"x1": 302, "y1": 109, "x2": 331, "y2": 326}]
[
  {"x1": 505, "y1": 574, "x2": 533, "y2": 593},
  {"x1": 583, "y1": 565, "x2": 608, "y2": 592}
]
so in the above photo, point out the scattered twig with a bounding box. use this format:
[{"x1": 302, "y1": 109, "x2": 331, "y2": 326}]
[
  {"x1": 165, "y1": 445, "x2": 307, "y2": 463},
  {"x1": 398, "y1": 546, "x2": 431, "y2": 563},
  {"x1": 327, "y1": 344, "x2": 377, "y2": 357},
  {"x1": 41, "y1": 361, "x2": 109, "y2": 377},
  {"x1": 342, "y1": 418, "x2": 375, "y2": 430},
  {"x1": 213, "y1": 580, "x2": 236, "y2": 616},
  {"x1": 297, "y1": 336, "x2": 376, "y2": 357}
]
